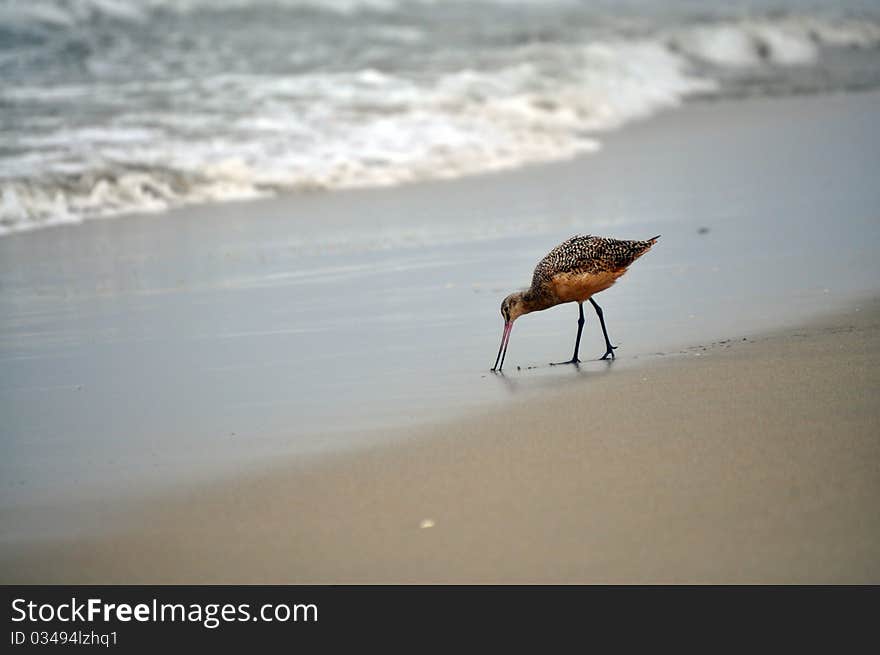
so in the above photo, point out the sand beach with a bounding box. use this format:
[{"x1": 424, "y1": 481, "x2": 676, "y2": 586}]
[{"x1": 2, "y1": 87, "x2": 879, "y2": 582}]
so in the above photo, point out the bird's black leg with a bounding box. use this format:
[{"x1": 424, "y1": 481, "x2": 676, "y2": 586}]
[
  {"x1": 589, "y1": 297, "x2": 617, "y2": 360},
  {"x1": 571, "y1": 301, "x2": 585, "y2": 362},
  {"x1": 551, "y1": 302, "x2": 584, "y2": 366}
]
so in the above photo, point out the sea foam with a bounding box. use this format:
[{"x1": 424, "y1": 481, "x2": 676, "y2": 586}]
[{"x1": 1, "y1": 2, "x2": 879, "y2": 235}]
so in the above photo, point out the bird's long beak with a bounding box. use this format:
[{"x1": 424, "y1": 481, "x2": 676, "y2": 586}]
[{"x1": 492, "y1": 321, "x2": 513, "y2": 372}]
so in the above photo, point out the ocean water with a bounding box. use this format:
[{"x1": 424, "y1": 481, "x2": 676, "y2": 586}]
[{"x1": 1, "y1": 0, "x2": 880, "y2": 235}]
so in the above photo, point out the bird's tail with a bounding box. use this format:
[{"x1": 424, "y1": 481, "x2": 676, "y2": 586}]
[{"x1": 625, "y1": 235, "x2": 660, "y2": 264}]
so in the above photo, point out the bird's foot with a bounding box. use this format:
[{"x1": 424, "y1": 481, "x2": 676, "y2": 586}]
[
  {"x1": 550, "y1": 358, "x2": 581, "y2": 366},
  {"x1": 599, "y1": 345, "x2": 618, "y2": 360}
]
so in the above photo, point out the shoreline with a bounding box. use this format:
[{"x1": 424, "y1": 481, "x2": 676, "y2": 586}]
[
  {"x1": 2, "y1": 298, "x2": 878, "y2": 583},
  {"x1": 2, "y1": 88, "x2": 879, "y2": 552},
  {"x1": 1, "y1": 86, "x2": 877, "y2": 248}
]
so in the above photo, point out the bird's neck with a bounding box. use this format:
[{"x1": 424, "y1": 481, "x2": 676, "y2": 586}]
[{"x1": 521, "y1": 287, "x2": 557, "y2": 314}]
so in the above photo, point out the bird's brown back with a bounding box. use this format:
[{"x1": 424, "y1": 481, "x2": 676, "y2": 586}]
[{"x1": 531, "y1": 235, "x2": 657, "y2": 291}]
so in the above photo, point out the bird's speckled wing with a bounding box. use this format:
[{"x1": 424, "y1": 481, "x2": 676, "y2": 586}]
[{"x1": 531, "y1": 235, "x2": 656, "y2": 288}]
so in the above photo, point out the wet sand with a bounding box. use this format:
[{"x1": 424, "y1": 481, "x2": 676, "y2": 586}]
[{"x1": 2, "y1": 299, "x2": 878, "y2": 583}]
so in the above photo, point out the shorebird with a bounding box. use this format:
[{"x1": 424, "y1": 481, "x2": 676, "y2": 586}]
[{"x1": 491, "y1": 234, "x2": 659, "y2": 372}]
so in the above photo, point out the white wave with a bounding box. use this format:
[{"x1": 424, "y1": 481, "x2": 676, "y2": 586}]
[
  {"x1": 2, "y1": 9, "x2": 880, "y2": 236},
  {"x1": 0, "y1": 170, "x2": 270, "y2": 236},
  {"x1": 667, "y1": 16, "x2": 880, "y2": 68},
  {"x1": 0, "y1": 34, "x2": 716, "y2": 234}
]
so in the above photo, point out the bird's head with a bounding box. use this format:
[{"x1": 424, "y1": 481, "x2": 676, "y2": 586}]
[
  {"x1": 492, "y1": 291, "x2": 532, "y2": 372},
  {"x1": 500, "y1": 291, "x2": 529, "y2": 323}
]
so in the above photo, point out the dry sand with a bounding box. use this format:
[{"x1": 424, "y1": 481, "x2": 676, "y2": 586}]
[{"x1": 3, "y1": 298, "x2": 878, "y2": 583}]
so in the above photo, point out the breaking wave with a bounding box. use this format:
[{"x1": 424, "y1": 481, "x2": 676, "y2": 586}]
[{"x1": 2, "y1": 0, "x2": 880, "y2": 235}]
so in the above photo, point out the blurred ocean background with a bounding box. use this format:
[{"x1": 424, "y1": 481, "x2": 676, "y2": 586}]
[{"x1": 1, "y1": 0, "x2": 879, "y2": 235}]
